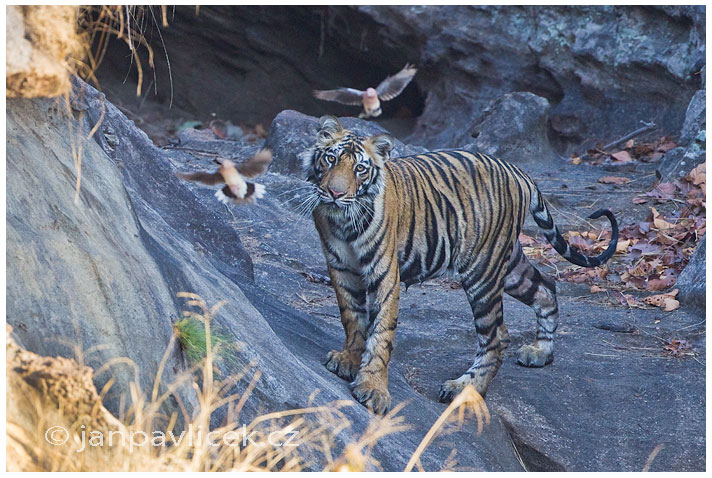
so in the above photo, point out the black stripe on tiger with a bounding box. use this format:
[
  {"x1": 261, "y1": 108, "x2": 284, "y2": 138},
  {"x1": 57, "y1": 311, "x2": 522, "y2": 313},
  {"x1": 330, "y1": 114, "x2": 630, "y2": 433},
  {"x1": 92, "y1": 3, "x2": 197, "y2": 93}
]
[{"x1": 530, "y1": 186, "x2": 619, "y2": 267}]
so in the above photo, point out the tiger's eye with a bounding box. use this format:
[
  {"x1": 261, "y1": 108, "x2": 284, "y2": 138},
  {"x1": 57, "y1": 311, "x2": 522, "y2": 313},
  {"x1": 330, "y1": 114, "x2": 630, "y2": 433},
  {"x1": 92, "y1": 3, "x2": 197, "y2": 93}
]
[{"x1": 355, "y1": 164, "x2": 366, "y2": 173}]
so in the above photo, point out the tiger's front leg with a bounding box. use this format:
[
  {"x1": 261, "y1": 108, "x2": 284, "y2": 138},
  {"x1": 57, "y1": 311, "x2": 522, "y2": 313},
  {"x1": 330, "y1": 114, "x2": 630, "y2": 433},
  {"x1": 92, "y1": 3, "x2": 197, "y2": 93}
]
[
  {"x1": 350, "y1": 253, "x2": 401, "y2": 415},
  {"x1": 324, "y1": 267, "x2": 369, "y2": 382}
]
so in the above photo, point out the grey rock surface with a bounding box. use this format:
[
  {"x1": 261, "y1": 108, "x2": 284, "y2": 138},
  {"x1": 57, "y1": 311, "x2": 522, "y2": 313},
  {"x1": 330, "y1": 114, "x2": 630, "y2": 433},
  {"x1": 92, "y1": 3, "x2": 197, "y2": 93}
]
[
  {"x1": 6, "y1": 96, "x2": 197, "y2": 414},
  {"x1": 461, "y1": 92, "x2": 555, "y2": 163},
  {"x1": 676, "y1": 236, "x2": 706, "y2": 311},
  {"x1": 681, "y1": 89, "x2": 706, "y2": 146},
  {"x1": 353, "y1": 5, "x2": 705, "y2": 150},
  {"x1": 266, "y1": 110, "x2": 427, "y2": 175}
]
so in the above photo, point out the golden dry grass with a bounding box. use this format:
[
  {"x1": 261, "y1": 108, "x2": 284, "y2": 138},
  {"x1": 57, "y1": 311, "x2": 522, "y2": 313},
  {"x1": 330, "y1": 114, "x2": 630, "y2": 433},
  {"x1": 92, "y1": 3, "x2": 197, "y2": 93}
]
[{"x1": 7, "y1": 293, "x2": 491, "y2": 472}]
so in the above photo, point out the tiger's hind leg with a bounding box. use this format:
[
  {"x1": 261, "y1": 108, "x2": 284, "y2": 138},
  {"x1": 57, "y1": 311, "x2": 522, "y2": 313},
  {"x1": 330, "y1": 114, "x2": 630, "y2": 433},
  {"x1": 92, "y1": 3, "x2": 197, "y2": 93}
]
[
  {"x1": 504, "y1": 242, "x2": 559, "y2": 367},
  {"x1": 439, "y1": 267, "x2": 508, "y2": 402}
]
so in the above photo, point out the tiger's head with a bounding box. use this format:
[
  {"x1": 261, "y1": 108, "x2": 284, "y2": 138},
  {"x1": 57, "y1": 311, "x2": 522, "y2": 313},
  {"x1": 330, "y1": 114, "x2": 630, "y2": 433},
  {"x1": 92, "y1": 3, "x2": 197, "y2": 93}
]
[{"x1": 300, "y1": 115, "x2": 394, "y2": 209}]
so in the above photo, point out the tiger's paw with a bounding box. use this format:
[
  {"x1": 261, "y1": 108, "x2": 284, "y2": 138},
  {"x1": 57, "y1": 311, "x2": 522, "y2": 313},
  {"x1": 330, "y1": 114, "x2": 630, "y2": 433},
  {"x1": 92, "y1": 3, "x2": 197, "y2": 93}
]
[
  {"x1": 324, "y1": 350, "x2": 359, "y2": 382},
  {"x1": 439, "y1": 375, "x2": 489, "y2": 402},
  {"x1": 438, "y1": 379, "x2": 465, "y2": 403},
  {"x1": 516, "y1": 344, "x2": 553, "y2": 368},
  {"x1": 350, "y1": 380, "x2": 391, "y2": 415}
]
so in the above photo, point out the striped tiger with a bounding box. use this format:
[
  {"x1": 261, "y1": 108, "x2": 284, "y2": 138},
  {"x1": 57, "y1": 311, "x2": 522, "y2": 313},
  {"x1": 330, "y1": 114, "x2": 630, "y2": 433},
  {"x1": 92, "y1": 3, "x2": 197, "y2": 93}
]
[{"x1": 300, "y1": 116, "x2": 618, "y2": 414}]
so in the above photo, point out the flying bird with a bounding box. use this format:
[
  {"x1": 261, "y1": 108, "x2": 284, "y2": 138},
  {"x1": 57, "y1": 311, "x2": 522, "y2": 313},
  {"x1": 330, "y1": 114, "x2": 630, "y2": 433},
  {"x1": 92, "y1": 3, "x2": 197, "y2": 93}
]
[
  {"x1": 177, "y1": 149, "x2": 272, "y2": 205},
  {"x1": 313, "y1": 63, "x2": 417, "y2": 119}
]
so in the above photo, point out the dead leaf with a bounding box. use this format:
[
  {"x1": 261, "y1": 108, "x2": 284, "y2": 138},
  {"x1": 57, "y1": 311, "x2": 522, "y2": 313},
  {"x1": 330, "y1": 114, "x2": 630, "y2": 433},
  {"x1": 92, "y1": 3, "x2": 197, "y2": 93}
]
[
  {"x1": 518, "y1": 233, "x2": 537, "y2": 246},
  {"x1": 254, "y1": 123, "x2": 268, "y2": 138},
  {"x1": 650, "y1": 207, "x2": 677, "y2": 231},
  {"x1": 657, "y1": 141, "x2": 677, "y2": 153},
  {"x1": 599, "y1": 176, "x2": 631, "y2": 185},
  {"x1": 646, "y1": 274, "x2": 677, "y2": 291},
  {"x1": 590, "y1": 285, "x2": 607, "y2": 293},
  {"x1": 663, "y1": 339, "x2": 692, "y2": 357},
  {"x1": 688, "y1": 162, "x2": 706, "y2": 187},
  {"x1": 624, "y1": 139, "x2": 635, "y2": 149},
  {"x1": 646, "y1": 182, "x2": 677, "y2": 201},
  {"x1": 615, "y1": 239, "x2": 631, "y2": 254},
  {"x1": 643, "y1": 289, "x2": 680, "y2": 311},
  {"x1": 611, "y1": 150, "x2": 633, "y2": 162}
]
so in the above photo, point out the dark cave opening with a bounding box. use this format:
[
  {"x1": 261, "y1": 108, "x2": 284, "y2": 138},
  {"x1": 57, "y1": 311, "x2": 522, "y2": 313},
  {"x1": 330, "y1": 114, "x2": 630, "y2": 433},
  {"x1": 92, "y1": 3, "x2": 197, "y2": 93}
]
[{"x1": 92, "y1": 6, "x2": 427, "y2": 144}]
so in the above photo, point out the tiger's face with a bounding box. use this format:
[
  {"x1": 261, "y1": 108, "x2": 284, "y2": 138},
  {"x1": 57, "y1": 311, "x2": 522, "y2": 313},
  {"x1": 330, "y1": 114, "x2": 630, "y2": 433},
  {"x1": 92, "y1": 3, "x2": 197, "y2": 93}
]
[{"x1": 301, "y1": 116, "x2": 393, "y2": 209}]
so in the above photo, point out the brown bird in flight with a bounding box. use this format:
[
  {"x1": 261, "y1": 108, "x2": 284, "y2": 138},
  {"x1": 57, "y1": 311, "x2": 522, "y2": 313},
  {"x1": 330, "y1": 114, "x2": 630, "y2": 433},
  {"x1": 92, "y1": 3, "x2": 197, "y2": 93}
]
[
  {"x1": 177, "y1": 149, "x2": 272, "y2": 205},
  {"x1": 313, "y1": 63, "x2": 417, "y2": 119}
]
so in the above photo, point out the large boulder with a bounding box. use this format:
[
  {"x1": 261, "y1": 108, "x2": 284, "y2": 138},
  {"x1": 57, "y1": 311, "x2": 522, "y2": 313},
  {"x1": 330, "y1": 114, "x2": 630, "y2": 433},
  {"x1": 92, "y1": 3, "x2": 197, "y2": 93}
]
[
  {"x1": 7, "y1": 94, "x2": 197, "y2": 413},
  {"x1": 462, "y1": 92, "x2": 555, "y2": 163},
  {"x1": 265, "y1": 109, "x2": 427, "y2": 174}
]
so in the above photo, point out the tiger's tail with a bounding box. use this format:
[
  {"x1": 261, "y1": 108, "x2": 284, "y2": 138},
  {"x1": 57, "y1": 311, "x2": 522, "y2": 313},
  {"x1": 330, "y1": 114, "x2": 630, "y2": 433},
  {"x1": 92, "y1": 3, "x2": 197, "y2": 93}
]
[{"x1": 528, "y1": 186, "x2": 618, "y2": 267}]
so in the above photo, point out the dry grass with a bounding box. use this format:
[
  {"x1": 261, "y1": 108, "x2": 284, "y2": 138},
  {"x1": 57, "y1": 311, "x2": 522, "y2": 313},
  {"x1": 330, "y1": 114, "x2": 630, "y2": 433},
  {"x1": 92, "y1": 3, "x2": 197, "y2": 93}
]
[
  {"x1": 7, "y1": 293, "x2": 491, "y2": 471},
  {"x1": 76, "y1": 6, "x2": 172, "y2": 99}
]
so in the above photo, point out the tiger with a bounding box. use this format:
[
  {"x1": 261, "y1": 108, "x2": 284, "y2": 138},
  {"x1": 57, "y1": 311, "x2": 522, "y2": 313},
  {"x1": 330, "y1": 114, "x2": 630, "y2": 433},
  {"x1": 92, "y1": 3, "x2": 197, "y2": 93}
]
[{"x1": 299, "y1": 115, "x2": 618, "y2": 414}]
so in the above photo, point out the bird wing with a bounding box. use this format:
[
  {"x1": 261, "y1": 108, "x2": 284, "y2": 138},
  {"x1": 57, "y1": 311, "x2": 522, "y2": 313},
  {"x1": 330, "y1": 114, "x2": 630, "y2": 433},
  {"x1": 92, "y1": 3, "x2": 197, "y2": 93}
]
[
  {"x1": 176, "y1": 170, "x2": 224, "y2": 185},
  {"x1": 375, "y1": 63, "x2": 417, "y2": 101},
  {"x1": 236, "y1": 149, "x2": 272, "y2": 178},
  {"x1": 313, "y1": 88, "x2": 364, "y2": 106}
]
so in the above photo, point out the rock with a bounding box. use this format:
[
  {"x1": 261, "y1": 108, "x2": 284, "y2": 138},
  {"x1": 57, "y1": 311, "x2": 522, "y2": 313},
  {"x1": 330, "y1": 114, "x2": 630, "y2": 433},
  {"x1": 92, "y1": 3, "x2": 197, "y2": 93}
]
[
  {"x1": 6, "y1": 94, "x2": 199, "y2": 415},
  {"x1": 93, "y1": 6, "x2": 703, "y2": 153},
  {"x1": 394, "y1": 278, "x2": 705, "y2": 471},
  {"x1": 659, "y1": 131, "x2": 706, "y2": 180},
  {"x1": 462, "y1": 92, "x2": 555, "y2": 163},
  {"x1": 6, "y1": 6, "x2": 82, "y2": 98},
  {"x1": 676, "y1": 236, "x2": 705, "y2": 311},
  {"x1": 680, "y1": 89, "x2": 706, "y2": 145},
  {"x1": 7, "y1": 329, "x2": 128, "y2": 471},
  {"x1": 353, "y1": 5, "x2": 704, "y2": 149},
  {"x1": 266, "y1": 110, "x2": 427, "y2": 175}
]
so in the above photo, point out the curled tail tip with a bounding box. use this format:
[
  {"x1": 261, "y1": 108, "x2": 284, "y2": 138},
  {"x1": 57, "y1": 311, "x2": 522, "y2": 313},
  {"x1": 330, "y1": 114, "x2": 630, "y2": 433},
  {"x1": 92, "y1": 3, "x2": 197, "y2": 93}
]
[
  {"x1": 588, "y1": 208, "x2": 617, "y2": 223},
  {"x1": 588, "y1": 208, "x2": 609, "y2": 219}
]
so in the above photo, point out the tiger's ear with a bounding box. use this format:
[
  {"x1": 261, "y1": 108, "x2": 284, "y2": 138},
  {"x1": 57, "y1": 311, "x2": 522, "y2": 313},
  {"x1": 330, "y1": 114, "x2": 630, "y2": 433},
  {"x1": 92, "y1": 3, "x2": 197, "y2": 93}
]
[
  {"x1": 367, "y1": 133, "x2": 394, "y2": 159},
  {"x1": 316, "y1": 115, "x2": 344, "y2": 145}
]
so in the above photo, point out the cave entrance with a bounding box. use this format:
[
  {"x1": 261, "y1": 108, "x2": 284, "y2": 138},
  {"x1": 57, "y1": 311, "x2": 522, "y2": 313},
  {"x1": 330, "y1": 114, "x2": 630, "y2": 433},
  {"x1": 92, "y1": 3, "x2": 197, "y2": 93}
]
[{"x1": 92, "y1": 6, "x2": 426, "y2": 145}]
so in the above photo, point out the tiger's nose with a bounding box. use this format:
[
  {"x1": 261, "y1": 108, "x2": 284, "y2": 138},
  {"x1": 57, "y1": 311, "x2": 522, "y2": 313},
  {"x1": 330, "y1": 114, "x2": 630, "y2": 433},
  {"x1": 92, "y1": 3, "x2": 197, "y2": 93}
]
[{"x1": 329, "y1": 187, "x2": 346, "y2": 199}]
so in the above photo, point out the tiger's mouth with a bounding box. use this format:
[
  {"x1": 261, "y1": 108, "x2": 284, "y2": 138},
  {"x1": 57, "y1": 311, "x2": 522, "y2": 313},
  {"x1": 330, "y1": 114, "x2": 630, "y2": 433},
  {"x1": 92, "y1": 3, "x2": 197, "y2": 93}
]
[{"x1": 319, "y1": 194, "x2": 356, "y2": 209}]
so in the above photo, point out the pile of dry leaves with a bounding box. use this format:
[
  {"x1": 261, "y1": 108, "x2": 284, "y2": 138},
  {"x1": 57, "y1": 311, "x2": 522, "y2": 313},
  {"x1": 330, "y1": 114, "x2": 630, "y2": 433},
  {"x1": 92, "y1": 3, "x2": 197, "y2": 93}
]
[
  {"x1": 522, "y1": 163, "x2": 705, "y2": 313},
  {"x1": 572, "y1": 136, "x2": 677, "y2": 165}
]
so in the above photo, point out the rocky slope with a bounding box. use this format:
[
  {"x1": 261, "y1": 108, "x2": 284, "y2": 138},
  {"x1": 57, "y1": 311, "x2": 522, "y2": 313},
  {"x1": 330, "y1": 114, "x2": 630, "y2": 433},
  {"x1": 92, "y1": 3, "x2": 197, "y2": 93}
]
[{"x1": 6, "y1": 82, "x2": 521, "y2": 471}]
